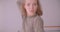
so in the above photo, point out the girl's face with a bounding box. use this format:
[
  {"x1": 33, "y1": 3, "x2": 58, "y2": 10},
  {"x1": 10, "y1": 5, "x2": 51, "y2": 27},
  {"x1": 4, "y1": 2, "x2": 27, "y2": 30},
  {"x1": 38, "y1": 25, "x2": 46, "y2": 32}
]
[{"x1": 24, "y1": 0, "x2": 38, "y2": 16}]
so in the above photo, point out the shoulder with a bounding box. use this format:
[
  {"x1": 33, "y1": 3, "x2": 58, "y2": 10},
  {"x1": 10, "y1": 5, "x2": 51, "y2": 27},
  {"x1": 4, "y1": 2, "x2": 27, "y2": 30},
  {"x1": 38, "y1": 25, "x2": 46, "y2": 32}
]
[
  {"x1": 34, "y1": 15, "x2": 44, "y2": 28},
  {"x1": 34, "y1": 15, "x2": 43, "y2": 24},
  {"x1": 35, "y1": 15, "x2": 43, "y2": 21}
]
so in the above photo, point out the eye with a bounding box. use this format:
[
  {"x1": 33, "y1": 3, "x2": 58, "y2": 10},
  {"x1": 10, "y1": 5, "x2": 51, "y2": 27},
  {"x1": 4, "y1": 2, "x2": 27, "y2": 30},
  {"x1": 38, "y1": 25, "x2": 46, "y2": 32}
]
[
  {"x1": 27, "y1": 3, "x2": 30, "y2": 6},
  {"x1": 33, "y1": 3, "x2": 37, "y2": 6}
]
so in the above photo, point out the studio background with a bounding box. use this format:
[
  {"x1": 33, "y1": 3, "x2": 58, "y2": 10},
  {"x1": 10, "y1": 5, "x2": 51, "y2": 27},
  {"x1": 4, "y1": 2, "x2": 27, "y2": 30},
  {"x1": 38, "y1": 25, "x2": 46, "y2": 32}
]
[{"x1": 0, "y1": 0, "x2": 60, "y2": 32}]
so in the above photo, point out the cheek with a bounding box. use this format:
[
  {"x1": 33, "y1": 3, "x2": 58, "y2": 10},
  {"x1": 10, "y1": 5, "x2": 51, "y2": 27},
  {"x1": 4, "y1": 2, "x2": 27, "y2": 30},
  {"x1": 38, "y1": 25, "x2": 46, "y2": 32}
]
[
  {"x1": 24, "y1": 4, "x2": 38, "y2": 13},
  {"x1": 34, "y1": 6, "x2": 38, "y2": 12},
  {"x1": 24, "y1": 5, "x2": 30, "y2": 11}
]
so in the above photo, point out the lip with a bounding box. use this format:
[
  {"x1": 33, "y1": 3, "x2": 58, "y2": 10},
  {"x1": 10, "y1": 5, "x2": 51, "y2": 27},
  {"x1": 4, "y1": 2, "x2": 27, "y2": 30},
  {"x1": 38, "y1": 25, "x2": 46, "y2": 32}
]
[{"x1": 30, "y1": 10, "x2": 34, "y2": 12}]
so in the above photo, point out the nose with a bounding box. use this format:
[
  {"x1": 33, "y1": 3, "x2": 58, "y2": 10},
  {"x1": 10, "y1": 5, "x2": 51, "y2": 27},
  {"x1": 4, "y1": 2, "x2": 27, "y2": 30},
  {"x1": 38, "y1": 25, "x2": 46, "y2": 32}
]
[{"x1": 30, "y1": 5, "x2": 34, "y2": 9}]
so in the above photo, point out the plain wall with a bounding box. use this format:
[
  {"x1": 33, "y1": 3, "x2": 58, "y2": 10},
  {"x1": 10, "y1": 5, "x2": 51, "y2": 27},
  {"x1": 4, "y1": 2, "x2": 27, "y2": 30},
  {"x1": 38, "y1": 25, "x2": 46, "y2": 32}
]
[
  {"x1": 0, "y1": 0, "x2": 60, "y2": 32},
  {"x1": 40, "y1": 0, "x2": 60, "y2": 30}
]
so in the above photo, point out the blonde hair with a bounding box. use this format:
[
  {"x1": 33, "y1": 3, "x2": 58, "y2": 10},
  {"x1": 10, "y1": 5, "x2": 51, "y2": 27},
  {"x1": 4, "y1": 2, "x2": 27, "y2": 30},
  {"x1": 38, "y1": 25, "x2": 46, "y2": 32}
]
[{"x1": 17, "y1": 0, "x2": 43, "y2": 16}]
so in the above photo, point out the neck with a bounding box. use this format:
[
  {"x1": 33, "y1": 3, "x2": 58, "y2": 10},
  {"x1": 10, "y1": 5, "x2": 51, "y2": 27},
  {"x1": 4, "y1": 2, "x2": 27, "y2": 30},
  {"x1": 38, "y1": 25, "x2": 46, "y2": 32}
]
[{"x1": 27, "y1": 13, "x2": 36, "y2": 17}]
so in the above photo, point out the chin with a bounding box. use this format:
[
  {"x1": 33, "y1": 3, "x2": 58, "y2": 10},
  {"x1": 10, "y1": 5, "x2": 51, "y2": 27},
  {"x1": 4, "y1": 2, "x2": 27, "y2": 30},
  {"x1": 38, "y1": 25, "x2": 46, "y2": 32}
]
[
  {"x1": 30, "y1": 12, "x2": 34, "y2": 13},
  {"x1": 30, "y1": 12, "x2": 35, "y2": 14}
]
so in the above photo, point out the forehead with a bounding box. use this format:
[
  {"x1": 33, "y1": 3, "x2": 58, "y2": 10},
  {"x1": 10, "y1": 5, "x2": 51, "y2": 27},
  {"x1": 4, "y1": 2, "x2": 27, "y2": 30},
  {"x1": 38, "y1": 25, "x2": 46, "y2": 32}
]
[{"x1": 25, "y1": 0, "x2": 37, "y2": 3}]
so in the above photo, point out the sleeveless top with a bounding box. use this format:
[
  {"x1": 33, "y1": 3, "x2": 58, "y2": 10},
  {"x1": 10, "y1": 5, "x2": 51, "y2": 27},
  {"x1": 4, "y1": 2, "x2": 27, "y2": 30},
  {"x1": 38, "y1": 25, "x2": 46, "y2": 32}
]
[{"x1": 21, "y1": 14, "x2": 44, "y2": 32}]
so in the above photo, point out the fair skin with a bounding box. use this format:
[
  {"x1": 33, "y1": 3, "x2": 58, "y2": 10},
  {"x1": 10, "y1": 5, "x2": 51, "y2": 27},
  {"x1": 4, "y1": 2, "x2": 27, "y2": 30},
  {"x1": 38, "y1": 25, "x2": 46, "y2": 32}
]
[{"x1": 24, "y1": 0, "x2": 38, "y2": 16}]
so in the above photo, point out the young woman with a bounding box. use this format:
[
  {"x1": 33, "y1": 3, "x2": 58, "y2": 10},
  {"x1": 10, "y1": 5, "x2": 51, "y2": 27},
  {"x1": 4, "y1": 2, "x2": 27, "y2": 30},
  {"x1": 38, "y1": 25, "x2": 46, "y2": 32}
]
[{"x1": 17, "y1": 0, "x2": 44, "y2": 32}]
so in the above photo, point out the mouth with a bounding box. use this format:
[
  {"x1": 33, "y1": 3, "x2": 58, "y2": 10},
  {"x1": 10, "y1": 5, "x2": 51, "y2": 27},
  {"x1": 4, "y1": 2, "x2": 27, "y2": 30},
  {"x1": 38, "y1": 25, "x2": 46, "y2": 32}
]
[{"x1": 30, "y1": 10, "x2": 34, "y2": 12}]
